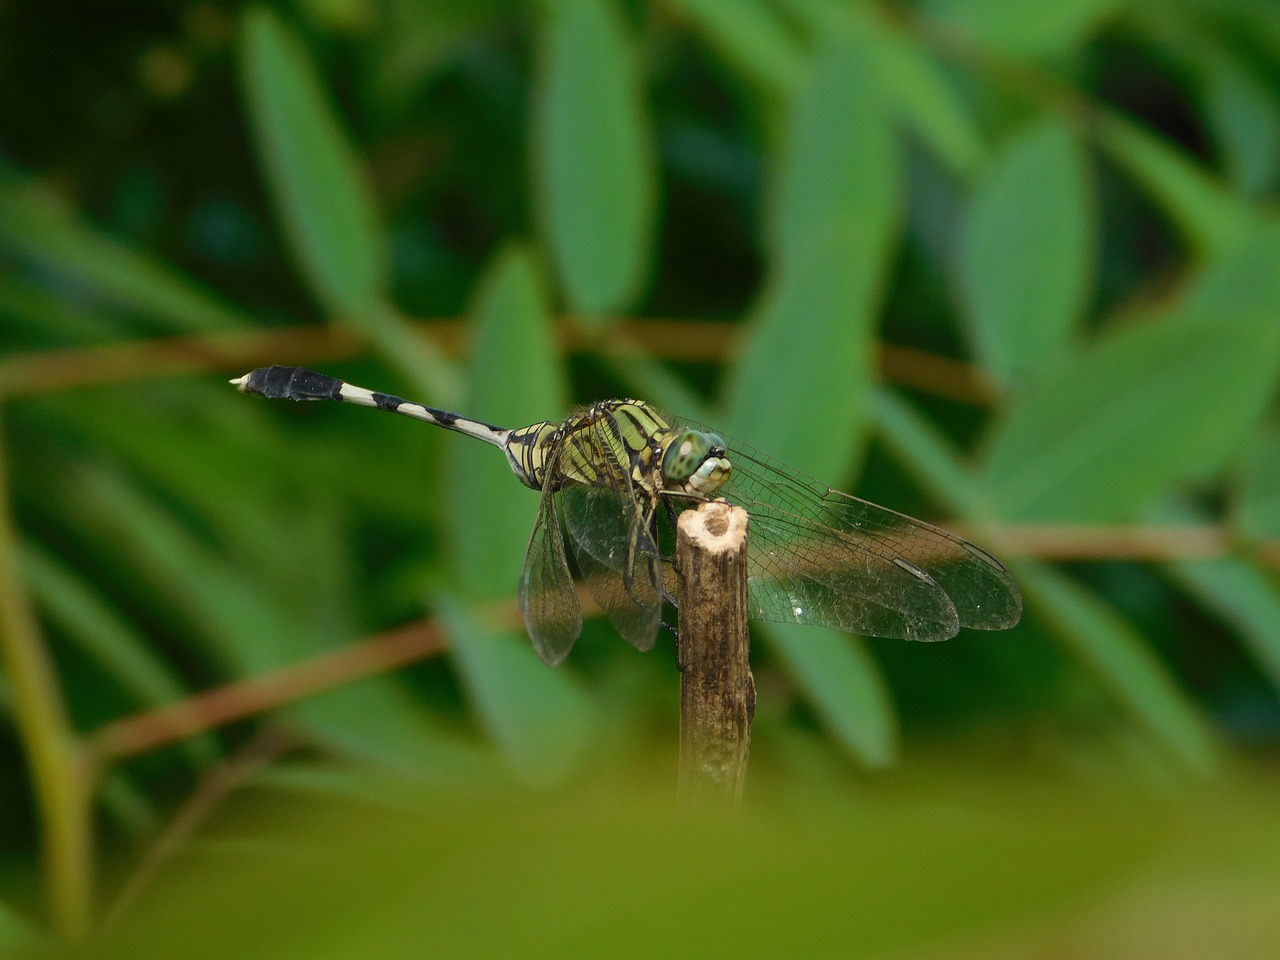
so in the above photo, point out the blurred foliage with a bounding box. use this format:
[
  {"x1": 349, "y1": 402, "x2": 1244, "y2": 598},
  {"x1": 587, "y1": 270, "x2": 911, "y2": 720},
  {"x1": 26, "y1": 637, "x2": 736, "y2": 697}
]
[{"x1": 1, "y1": 0, "x2": 1280, "y2": 951}]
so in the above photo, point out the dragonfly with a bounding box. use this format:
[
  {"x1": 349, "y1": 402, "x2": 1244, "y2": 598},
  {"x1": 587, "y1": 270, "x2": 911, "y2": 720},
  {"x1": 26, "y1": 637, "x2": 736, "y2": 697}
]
[{"x1": 233, "y1": 366, "x2": 1022, "y2": 666}]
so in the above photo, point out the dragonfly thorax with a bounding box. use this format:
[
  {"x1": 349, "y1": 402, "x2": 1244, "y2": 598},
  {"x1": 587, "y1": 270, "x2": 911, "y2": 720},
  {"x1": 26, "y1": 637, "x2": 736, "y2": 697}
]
[{"x1": 662, "y1": 428, "x2": 732, "y2": 496}]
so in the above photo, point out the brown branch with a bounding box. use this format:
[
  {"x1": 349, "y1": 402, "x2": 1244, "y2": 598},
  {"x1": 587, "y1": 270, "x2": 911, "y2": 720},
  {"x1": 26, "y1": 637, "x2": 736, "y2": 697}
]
[
  {"x1": 0, "y1": 318, "x2": 998, "y2": 408},
  {"x1": 84, "y1": 618, "x2": 448, "y2": 765},
  {"x1": 978, "y1": 524, "x2": 1280, "y2": 565},
  {"x1": 82, "y1": 587, "x2": 604, "y2": 766}
]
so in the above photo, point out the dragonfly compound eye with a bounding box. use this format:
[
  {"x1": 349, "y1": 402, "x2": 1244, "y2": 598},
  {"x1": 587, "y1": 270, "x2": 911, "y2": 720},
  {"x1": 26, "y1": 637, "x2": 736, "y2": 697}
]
[{"x1": 662, "y1": 429, "x2": 730, "y2": 490}]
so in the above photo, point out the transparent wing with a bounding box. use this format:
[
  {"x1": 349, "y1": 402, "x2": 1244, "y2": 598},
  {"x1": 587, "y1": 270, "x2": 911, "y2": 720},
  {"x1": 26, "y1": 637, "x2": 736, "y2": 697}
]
[
  {"x1": 559, "y1": 416, "x2": 664, "y2": 652},
  {"x1": 671, "y1": 418, "x2": 1022, "y2": 641},
  {"x1": 518, "y1": 447, "x2": 583, "y2": 666}
]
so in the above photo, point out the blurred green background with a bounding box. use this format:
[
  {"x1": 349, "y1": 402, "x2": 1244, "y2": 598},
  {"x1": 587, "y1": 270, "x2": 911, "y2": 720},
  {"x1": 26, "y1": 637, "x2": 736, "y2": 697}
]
[{"x1": 2, "y1": 0, "x2": 1280, "y2": 955}]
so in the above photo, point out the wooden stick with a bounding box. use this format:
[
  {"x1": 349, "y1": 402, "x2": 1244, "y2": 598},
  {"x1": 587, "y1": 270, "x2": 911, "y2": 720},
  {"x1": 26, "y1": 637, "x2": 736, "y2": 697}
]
[{"x1": 676, "y1": 501, "x2": 754, "y2": 805}]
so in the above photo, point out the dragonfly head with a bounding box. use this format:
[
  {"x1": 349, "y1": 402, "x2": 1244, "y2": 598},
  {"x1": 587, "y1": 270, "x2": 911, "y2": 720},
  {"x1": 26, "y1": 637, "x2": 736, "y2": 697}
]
[{"x1": 662, "y1": 429, "x2": 732, "y2": 495}]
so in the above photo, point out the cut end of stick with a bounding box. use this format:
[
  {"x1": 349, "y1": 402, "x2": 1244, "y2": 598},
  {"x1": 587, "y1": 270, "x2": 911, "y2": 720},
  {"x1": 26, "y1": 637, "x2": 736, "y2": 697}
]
[{"x1": 678, "y1": 500, "x2": 748, "y2": 552}]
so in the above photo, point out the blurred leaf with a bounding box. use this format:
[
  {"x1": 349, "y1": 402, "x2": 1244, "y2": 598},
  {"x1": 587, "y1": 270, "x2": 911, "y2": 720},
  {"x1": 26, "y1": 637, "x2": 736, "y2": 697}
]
[
  {"x1": 984, "y1": 311, "x2": 1280, "y2": 522},
  {"x1": 872, "y1": 388, "x2": 989, "y2": 519},
  {"x1": 0, "y1": 175, "x2": 246, "y2": 334},
  {"x1": 20, "y1": 542, "x2": 216, "y2": 764},
  {"x1": 1182, "y1": 217, "x2": 1280, "y2": 315},
  {"x1": 763, "y1": 624, "x2": 898, "y2": 769},
  {"x1": 1169, "y1": 554, "x2": 1280, "y2": 694},
  {"x1": 1201, "y1": 51, "x2": 1280, "y2": 198},
  {"x1": 0, "y1": 900, "x2": 39, "y2": 952},
  {"x1": 1017, "y1": 562, "x2": 1219, "y2": 777},
  {"x1": 99, "y1": 771, "x2": 161, "y2": 837},
  {"x1": 875, "y1": 389, "x2": 1219, "y2": 777},
  {"x1": 958, "y1": 119, "x2": 1093, "y2": 388},
  {"x1": 920, "y1": 0, "x2": 1121, "y2": 58},
  {"x1": 603, "y1": 349, "x2": 714, "y2": 424},
  {"x1": 533, "y1": 0, "x2": 655, "y2": 318},
  {"x1": 239, "y1": 7, "x2": 388, "y2": 317},
  {"x1": 662, "y1": 0, "x2": 805, "y2": 96},
  {"x1": 732, "y1": 35, "x2": 900, "y2": 478},
  {"x1": 788, "y1": 3, "x2": 984, "y2": 177},
  {"x1": 1154, "y1": 501, "x2": 1280, "y2": 693},
  {"x1": 1098, "y1": 113, "x2": 1251, "y2": 255},
  {"x1": 1233, "y1": 419, "x2": 1280, "y2": 537},
  {"x1": 78, "y1": 774, "x2": 1215, "y2": 960},
  {"x1": 439, "y1": 597, "x2": 593, "y2": 786},
  {"x1": 766, "y1": 36, "x2": 899, "y2": 279},
  {"x1": 60, "y1": 465, "x2": 482, "y2": 775},
  {"x1": 727, "y1": 37, "x2": 900, "y2": 760},
  {"x1": 449, "y1": 244, "x2": 565, "y2": 598},
  {"x1": 862, "y1": 19, "x2": 985, "y2": 177}
]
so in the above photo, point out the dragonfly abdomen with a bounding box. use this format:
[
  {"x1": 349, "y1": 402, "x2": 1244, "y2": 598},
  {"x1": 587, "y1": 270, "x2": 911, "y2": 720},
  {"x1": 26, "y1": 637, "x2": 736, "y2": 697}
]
[{"x1": 232, "y1": 366, "x2": 514, "y2": 451}]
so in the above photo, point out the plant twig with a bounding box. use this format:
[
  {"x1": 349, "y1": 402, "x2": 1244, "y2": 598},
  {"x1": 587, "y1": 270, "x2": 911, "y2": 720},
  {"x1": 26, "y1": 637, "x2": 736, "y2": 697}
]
[
  {"x1": 676, "y1": 501, "x2": 754, "y2": 806},
  {"x1": 84, "y1": 619, "x2": 447, "y2": 765},
  {"x1": 100, "y1": 725, "x2": 300, "y2": 930}
]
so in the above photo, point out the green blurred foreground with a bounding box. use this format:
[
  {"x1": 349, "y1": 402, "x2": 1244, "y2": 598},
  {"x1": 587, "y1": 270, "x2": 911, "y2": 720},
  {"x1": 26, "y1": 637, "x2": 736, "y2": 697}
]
[{"x1": 8, "y1": 760, "x2": 1277, "y2": 960}]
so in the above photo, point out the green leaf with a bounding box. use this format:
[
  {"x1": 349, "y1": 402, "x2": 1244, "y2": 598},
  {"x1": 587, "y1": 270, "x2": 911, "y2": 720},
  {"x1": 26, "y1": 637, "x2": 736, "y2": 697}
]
[
  {"x1": 662, "y1": 0, "x2": 805, "y2": 96},
  {"x1": 1233, "y1": 419, "x2": 1280, "y2": 538},
  {"x1": 1016, "y1": 562, "x2": 1219, "y2": 778},
  {"x1": 60, "y1": 465, "x2": 481, "y2": 774},
  {"x1": 0, "y1": 175, "x2": 246, "y2": 334},
  {"x1": 440, "y1": 597, "x2": 593, "y2": 785},
  {"x1": 984, "y1": 310, "x2": 1280, "y2": 522},
  {"x1": 0, "y1": 899, "x2": 40, "y2": 952},
  {"x1": 239, "y1": 7, "x2": 388, "y2": 317},
  {"x1": 1149, "y1": 500, "x2": 1280, "y2": 693},
  {"x1": 767, "y1": 37, "x2": 899, "y2": 278},
  {"x1": 920, "y1": 0, "x2": 1123, "y2": 58},
  {"x1": 872, "y1": 388, "x2": 988, "y2": 519},
  {"x1": 958, "y1": 119, "x2": 1092, "y2": 388},
  {"x1": 1182, "y1": 218, "x2": 1280, "y2": 316},
  {"x1": 731, "y1": 36, "x2": 900, "y2": 479},
  {"x1": 20, "y1": 542, "x2": 217, "y2": 764},
  {"x1": 764, "y1": 624, "x2": 897, "y2": 769},
  {"x1": 876, "y1": 390, "x2": 1218, "y2": 778},
  {"x1": 534, "y1": 0, "x2": 655, "y2": 318},
  {"x1": 1098, "y1": 113, "x2": 1251, "y2": 256},
  {"x1": 449, "y1": 244, "x2": 565, "y2": 599},
  {"x1": 855, "y1": 12, "x2": 985, "y2": 177},
  {"x1": 1201, "y1": 51, "x2": 1280, "y2": 198}
]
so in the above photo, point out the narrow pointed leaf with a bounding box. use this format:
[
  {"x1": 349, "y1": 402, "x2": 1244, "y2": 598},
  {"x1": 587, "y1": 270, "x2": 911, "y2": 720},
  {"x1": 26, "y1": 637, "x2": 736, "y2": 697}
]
[
  {"x1": 764, "y1": 624, "x2": 898, "y2": 769},
  {"x1": 984, "y1": 310, "x2": 1280, "y2": 522},
  {"x1": 0, "y1": 176, "x2": 246, "y2": 334},
  {"x1": 534, "y1": 0, "x2": 655, "y2": 318},
  {"x1": 663, "y1": 0, "x2": 805, "y2": 96},
  {"x1": 1201, "y1": 52, "x2": 1280, "y2": 198},
  {"x1": 1017, "y1": 562, "x2": 1219, "y2": 777},
  {"x1": 449, "y1": 244, "x2": 565, "y2": 599},
  {"x1": 1098, "y1": 113, "x2": 1251, "y2": 255},
  {"x1": 732, "y1": 37, "x2": 900, "y2": 479},
  {"x1": 240, "y1": 7, "x2": 388, "y2": 316},
  {"x1": 958, "y1": 119, "x2": 1092, "y2": 387},
  {"x1": 440, "y1": 598, "x2": 593, "y2": 785},
  {"x1": 876, "y1": 389, "x2": 1219, "y2": 778}
]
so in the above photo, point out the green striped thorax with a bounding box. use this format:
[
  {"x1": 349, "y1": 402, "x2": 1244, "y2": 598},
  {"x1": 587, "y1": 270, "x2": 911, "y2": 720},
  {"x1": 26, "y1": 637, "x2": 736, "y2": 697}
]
[{"x1": 504, "y1": 400, "x2": 731, "y2": 498}]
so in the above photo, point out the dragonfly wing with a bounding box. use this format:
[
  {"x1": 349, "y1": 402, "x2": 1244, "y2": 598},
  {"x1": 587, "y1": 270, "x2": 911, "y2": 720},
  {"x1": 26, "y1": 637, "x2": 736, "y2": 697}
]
[
  {"x1": 518, "y1": 457, "x2": 583, "y2": 666},
  {"x1": 673, "y1": 420, "x2": 1022, "y2": 640},
  {"x1": 559, "y1": 417, "x2": 663, "y2": 652}
]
